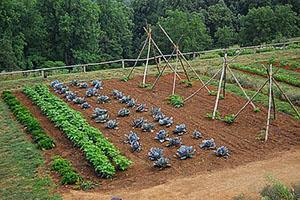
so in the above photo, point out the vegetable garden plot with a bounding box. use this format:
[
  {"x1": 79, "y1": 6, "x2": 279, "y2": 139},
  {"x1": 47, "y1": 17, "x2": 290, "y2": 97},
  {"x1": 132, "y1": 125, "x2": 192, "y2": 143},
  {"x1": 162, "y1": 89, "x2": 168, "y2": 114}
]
[{"x1": 48, "y1": 73, "x2": 300, "y2": 192}]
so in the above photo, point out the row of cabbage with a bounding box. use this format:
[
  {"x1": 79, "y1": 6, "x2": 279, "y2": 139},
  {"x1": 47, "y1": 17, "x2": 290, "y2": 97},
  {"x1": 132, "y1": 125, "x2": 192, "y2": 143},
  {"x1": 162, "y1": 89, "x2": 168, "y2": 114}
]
[{"x1": 23, "y1": 84, "x2": 131, "y2": 178}]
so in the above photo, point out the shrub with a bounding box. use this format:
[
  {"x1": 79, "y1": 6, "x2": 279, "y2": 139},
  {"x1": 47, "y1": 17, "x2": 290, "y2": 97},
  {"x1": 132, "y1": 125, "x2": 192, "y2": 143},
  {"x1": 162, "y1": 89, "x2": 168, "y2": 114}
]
[
  {"x1": 168, "y1": 94, "x2": 184, "y2": 108},
  {"x1": 260, "y1": 177, "x2": 295, "y2": 200}
]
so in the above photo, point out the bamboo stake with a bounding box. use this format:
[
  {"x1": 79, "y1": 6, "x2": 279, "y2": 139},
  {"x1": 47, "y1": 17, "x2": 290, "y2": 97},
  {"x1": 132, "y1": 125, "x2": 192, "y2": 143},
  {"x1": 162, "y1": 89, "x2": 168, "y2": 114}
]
[
  {"x1": 212, "y1": 59, "x2": 226, "y2": 119},
  {"x1": 271, "y1": 89, "x2": 276, "y2": 119},
  {"x1": 227, "y1": 66, "x2": 256, "y2": 109},
  {"x1": 178, "y1": 53, "x2": 190, "y2": 81},
  {"x1": 265, "y1": 65, "x2": 273, "y2": 141},
  {"x1": 184, "y1": 67, "x2": 222, "y2": 102},
  {"x1": 222, "y1": 53, "x2": 228, "y2": 98},
  {"x1": 234, "y1": 79, "x2": 269, "y2": 120},
  {"x1": 172, "y1": 50, "x2": 179, "y2": 95},
  {"x1": 158, "y1": 24, "x2": 210, "y2": 92},
  {"x1": 142, "y1": 30, "x2": 152, "y2": 85},
  {"x1": 273, "y1": 79, "x2": 300, "y2": 118},
  {"x1": 127, "y1": 36, "x2": 149, "y2": 79}
]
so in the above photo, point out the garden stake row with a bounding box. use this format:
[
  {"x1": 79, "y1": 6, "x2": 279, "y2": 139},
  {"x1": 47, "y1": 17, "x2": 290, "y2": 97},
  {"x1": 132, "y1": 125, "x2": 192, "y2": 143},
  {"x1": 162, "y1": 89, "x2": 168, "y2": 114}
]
[{"x1": 234, "y1": 64, "x2": 300, "y2": 141}]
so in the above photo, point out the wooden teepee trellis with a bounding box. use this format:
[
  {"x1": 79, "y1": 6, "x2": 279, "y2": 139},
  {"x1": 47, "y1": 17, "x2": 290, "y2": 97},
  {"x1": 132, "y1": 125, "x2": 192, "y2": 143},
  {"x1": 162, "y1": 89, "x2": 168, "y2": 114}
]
[
  {"x1": 126, "y1": 26, "x2": 181, "y2": 87},
  {"x1": 184, "y1": 50, "x2": 257, "y2": 120},
  {"x1": 233, "y1": 64, "x2": 300, "y2": 141},
  {"x1": 151, "y1": 24, "x2": 211, "y2": 94}
]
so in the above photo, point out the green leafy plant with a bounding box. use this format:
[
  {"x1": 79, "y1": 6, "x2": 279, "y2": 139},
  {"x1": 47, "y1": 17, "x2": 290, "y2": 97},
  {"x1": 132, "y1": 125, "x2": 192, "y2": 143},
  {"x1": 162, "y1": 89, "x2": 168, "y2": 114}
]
[
  {"x1": 167, "y1": 94, "x2": 184, "y2": 108},
  {"x1": 209, "y1": 90, "x2": 224, "y2": 99},
  {"x1": 51, "y1": 156, "x2": 82, "y2": 185},
  {"x1": 120, "y1": 76, "x2": 129, "y2": 82},
  {"x1": 223, "y1": 114, "x2": 235, "y2": 124},
  {"x1": 254, "y1": 107, "x2": 261, "y2": 113},
  {"x1": 138, "y1": 82, "x2": 152, "y2": 88},
  {"x1": 180, "y1": 79, "x2": 193, "y2": 87},
  {"x1": 206, "y1": 111, "x2": 221, "y2": 120}
]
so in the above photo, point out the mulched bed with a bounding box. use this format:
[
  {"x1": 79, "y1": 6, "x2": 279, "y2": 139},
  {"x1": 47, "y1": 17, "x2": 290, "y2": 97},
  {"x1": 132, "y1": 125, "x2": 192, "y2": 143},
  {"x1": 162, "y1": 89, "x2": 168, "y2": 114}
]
[{"x1": 15, "y1": 73, "x2": 300, "y2": 192}]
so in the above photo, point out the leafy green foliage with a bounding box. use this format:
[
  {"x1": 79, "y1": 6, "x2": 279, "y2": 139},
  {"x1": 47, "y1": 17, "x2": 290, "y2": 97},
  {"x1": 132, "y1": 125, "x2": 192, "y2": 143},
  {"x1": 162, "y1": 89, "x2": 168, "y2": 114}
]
[
  {"x1": 51, "y1": 156, "x2": 82, "y2": 185},
  {"x1": 260, "y1": 176, "x2": 296, "y2": 200},
  {"x1": 2, "y1": 91, "x2": 55, "y2": 150},
  {"x1": 168, "y1": 94, "x2": 184, "y2": 108},
  {"x1": 206, "y1": 111, "x2": 221, "y2": 120},
  {"x1": 180, "y1": 79, "x2": 193, "y2": 87},
  {"x1": 223, "y1": 114, "x2": 235, "y2": 124},
  {"x1": 23, "y1": 85, "x2": 132, "y2": 177}
]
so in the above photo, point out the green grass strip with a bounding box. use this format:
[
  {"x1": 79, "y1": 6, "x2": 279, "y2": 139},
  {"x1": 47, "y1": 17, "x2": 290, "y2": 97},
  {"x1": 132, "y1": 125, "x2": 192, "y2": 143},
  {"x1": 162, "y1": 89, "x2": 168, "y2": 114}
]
[{"x1": 2, "y1": 91, "x2": 55, "y2": 150}]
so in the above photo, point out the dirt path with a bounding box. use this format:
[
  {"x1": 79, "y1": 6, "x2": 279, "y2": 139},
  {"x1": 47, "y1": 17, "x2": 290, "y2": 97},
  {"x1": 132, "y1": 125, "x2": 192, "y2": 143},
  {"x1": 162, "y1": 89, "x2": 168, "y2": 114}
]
[{"x1": 63, "y1": 148, "x2": 300, "y2": 200}]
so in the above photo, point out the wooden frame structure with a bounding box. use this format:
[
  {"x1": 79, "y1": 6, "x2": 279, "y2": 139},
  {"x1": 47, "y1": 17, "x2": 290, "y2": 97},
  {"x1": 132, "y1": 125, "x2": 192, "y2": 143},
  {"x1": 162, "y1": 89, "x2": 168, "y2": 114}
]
[
  {"x1": 151, "y1": 24, "x2": 211, "y2": 94},
  {"x1": 126, "y1": 26, "x2": 180, "y2": 87},
  {"x1": 185, "y1": 50, "x2": 257, "y2": 119},
  {"x1": 233, "y1": 64, "x2": 300, "y2": 141}
]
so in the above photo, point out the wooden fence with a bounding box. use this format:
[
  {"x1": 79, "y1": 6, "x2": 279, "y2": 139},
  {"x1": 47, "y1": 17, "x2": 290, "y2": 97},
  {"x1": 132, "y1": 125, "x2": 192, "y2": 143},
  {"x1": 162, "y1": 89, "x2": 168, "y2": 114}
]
[{"x1": 0, "y1": 40, "x2": 299, "y2": 78}]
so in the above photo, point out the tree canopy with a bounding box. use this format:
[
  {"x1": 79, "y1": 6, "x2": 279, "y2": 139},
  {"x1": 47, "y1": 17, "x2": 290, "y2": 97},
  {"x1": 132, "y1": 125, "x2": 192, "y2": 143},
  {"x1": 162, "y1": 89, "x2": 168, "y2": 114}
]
[{"x1": 0, "y1": 0, "x2": 299, "y2": 72}]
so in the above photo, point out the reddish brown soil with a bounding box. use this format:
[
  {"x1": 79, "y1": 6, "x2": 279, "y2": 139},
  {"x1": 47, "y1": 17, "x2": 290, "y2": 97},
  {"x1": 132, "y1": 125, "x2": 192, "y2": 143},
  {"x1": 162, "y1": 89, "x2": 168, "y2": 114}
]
[
  {"x1": 16, "y1": 73, "x2": 300, "y2": 193},
  {"x1": 14, "y1": 92, "x2": 98, "y2": 189}
]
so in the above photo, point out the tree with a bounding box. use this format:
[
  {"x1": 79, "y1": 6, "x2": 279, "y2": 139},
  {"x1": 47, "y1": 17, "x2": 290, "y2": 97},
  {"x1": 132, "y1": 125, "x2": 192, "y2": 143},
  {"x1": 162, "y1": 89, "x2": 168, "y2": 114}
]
[
  {"x1": 97, "y1": 0, "x2": 133, "y2": 60},
  {"x1": 155, "y1": 10, "x2": 212, "y2": 53},
  {"x1": 239, "y1": 5, "x2": 299, "y2": 45},
  {"x1": 215, "y1": 26, "x2": 237, "y2": 48},
  {"x1": 206, "y1": 0, "x2": 235, "y2": 37}
]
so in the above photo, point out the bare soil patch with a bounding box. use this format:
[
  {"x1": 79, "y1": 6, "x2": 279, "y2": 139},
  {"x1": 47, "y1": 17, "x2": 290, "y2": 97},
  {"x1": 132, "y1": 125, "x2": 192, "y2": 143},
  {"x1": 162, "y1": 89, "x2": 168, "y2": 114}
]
[{"x1": 55, "y1": 73, "x2": 300, "y2": 191}]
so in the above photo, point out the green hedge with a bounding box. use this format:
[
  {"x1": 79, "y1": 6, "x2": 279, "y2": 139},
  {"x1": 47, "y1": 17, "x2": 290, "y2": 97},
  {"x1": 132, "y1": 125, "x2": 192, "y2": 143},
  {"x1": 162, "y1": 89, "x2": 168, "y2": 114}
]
[{"x1": 2, "y1": 91, "x2": 55, "y2": 150}]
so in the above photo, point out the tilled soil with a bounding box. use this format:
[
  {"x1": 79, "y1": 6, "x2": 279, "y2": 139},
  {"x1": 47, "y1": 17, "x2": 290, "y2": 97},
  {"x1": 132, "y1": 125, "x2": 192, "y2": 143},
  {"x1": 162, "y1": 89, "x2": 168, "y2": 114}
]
[{"x1": 15, "y1": 73, "x2": 300, "y2": 192}]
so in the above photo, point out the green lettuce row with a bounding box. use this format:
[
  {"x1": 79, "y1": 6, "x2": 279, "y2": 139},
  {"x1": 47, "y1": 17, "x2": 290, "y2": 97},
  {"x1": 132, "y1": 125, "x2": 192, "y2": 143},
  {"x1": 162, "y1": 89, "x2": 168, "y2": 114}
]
[
  {"x1": 23, "y1": 86, "x2": 116, "y2": 177},
  {"x1": 33, "y1": 85, "x2": 132, "y2": 171},
  {"x1": 2, "y1": 91, "x2": 55, "y2": 150}
]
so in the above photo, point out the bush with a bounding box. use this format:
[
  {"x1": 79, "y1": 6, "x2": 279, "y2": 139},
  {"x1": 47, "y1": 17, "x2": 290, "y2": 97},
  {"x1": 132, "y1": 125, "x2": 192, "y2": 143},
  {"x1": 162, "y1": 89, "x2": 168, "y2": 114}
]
[
  {"x1": 261, "y1": 181, "x2": 295, "y2": 200},
  {"x1": 41, "y1": 61, "x2": 65, "y2": 69}
]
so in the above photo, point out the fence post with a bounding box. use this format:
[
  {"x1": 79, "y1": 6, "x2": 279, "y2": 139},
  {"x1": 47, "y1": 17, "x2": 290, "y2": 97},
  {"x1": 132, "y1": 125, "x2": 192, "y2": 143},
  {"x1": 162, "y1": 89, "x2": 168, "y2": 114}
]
[
  {"x1": 83, "y1": 65, "x2": 86, "y2": 73},
  {"x1": 122, "y1": 60, "x2": 125, "y2": 69},
  {"x1": 158, "y1": 57, "x2": 161, "y2": 64},
  {"x1": 41, "y1": 70, "x2": 45, "y2": 78},
  {"x1": 193, "y1": 52, "x2": 196, "y2": 59}
]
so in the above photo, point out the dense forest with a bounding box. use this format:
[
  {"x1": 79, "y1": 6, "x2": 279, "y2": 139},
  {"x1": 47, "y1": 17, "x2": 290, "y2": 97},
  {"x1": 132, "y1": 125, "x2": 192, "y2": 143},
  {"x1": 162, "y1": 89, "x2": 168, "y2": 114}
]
[{"x1": 0, "y1": 0, "x2": 299, "y2": 72}]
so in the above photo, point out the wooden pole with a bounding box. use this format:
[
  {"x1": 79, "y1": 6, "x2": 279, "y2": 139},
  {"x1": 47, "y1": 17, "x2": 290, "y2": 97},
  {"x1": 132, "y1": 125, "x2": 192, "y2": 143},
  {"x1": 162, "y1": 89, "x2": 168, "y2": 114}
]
[
  {"x1": 222, "y1": 53, "x2": 228, "y2": 98},
  {"x1": 273, "y1": 79, "x2": 300, "y2": 118},
  {"x1": 158, "y1": 24, "x2": 210, "y2": 92},
  {"x1": 227, "y1": 66, "x2": 256, "y2": 109},
  {"x1": 142, "y1": 30, "x2": 152, "y2": 85},
  {"x1": 212, "y1": 59, "x2": 226, "y2": 119},
  {"x1": 172, "y1": 50, "x2": 179, "y2": 95},
  {"x1": 122, "y1": 60, "x2": 125, "y2": 69},
  {"x1": 271, "y1": 89, "x2": 276, "y2": 119},
  {"x1": 265, "y1": 65, "x2": 273, "y2": 141},
  {"x1": 234, "y1": 79, "x2": 269, "y2": 120},
  {"x1": 126, "y1": 36, "x2": 149, "y2": 79},
  {"x1": 184, "y1": 67, "x2": 223, "y2": 102},
  {"x1": 178, "y1": 53, "x2": 190, "y2": 81}
]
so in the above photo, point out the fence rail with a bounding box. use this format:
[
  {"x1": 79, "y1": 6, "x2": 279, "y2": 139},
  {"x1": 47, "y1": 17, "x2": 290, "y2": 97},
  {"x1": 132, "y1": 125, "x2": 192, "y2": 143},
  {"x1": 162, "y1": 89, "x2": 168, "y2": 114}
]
[{"x1": 0, "y1": 40, "x2": 299, "y2": 77}]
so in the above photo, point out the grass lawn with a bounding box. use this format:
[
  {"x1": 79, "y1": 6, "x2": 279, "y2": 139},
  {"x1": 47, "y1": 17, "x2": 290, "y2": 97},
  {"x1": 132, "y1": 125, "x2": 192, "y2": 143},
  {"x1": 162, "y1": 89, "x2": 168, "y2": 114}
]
[{"x1": 0, "y1": 100, "x2": 61, "y2": 200}]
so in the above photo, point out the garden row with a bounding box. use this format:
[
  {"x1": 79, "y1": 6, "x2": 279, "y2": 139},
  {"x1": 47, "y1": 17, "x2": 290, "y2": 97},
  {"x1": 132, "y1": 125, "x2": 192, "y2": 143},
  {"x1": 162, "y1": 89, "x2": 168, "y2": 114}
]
[
  {"x1": 2, "y1": 91, "x2": 55, "y2": 150},
  {"x1": 23, "y1": 84, "x2": 131, "y2": 178},
  {"x1": 231, "y1": 63, "x2": 300, "y2": 87}
]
